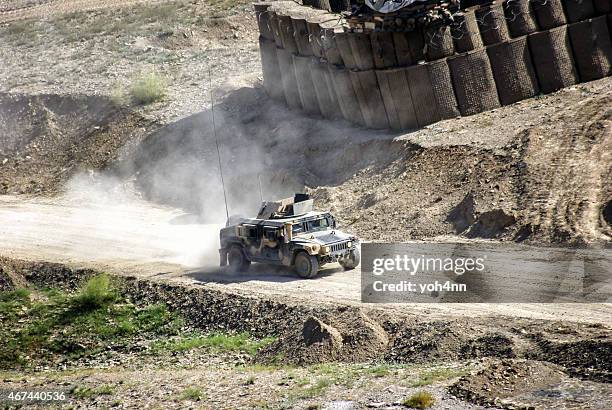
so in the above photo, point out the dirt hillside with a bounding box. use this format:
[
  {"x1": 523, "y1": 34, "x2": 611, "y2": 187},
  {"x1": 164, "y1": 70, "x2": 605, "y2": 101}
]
[
  {"x1": 314, "y1": 82, "x2": 612, "y2": 244},
  {"x1": 1, "y1": 0, "x2": 609, "y2": 245},
  {"x1": 1, "y1": 78, "x2": 610, "y2": 243}
]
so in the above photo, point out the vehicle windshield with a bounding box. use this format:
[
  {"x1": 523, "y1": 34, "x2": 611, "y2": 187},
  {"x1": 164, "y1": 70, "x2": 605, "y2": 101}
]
[
  {"x1": 307, "y1": 218, "x2": 330, "y2": 232},
  {"x1": 292, "y1": 217, "x2": 331, "y2": 235}
]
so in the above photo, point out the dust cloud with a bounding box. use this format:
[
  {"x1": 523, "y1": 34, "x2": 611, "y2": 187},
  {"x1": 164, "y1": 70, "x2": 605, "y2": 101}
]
[
  {"x1": 51, "y1": 173, "x2": 224, "y2": 268},
  {"x1": 47, "y1": 92, "x2": 298, "y2": 268},
  {"x1": 0, "y1": 87, "x2": 394, "y2": 269}
]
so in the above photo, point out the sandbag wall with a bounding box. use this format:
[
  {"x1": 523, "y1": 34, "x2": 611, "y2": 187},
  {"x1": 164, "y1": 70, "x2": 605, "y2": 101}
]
[{"x1": 255, "y1": 0, "x2": 612, "y2": 130}]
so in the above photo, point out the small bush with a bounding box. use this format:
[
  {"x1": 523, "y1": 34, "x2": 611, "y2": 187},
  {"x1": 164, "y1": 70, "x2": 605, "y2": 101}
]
[
  {"x1": 369, "y1": 364, "x2": 391, "y2": 377},
  {"x1": 111, "y1": 85, "x2": 128, "y2": 106},
  {"x1": 293, "y1": 377, "x2": 333, "y2": 399},
  {"x1": 0, "y1": 289, "x2": 31, "y2": 322},
  {"x1": 403, "y1": 391, "x2": 435, "y2": 409},
  {"x1": 71, "y1": 385, "x2": 114, "y2": 398},
  {"x1": 130, "y1": 72, "x2": 167, "y2": 105},
  {"x1": 72, "y1": 274, "x2": 117, "y2": 310},
  {"x1": 153, "y1": 332, "x2": 275, "y2": 356},
  {"x1": 410, "y1": 367, "x2": 469, "y2": 387},
  {"x1": 0, "y1": 288, "x2": 30, "y2": 303},
  {"x1": 180, "y1": 387, "x2": 204, "y2": 401}
]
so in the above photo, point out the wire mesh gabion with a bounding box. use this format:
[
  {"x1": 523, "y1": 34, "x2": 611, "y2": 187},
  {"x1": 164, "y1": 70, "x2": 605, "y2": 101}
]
[
  {"x1": 254, "y1": 4, "x2": 274, "y2": 41},
  {"x1": 427, "y1": 59, "x2": 461, "y2": 119},
  {"x1": 293, "y1": 55, "x2": 322, "y2": 116},
  {"x1": 528, "y1": 25, "x2": 579, "y2": 93},
  {"x1": 278, "y1": 14, "x2": 299, "y2": 54},
  {"x1": 292, "y1": 17, "x2": 313, "y2": 57},
  {"x1": 452, "y1": 9, "x2": 485, "y2": 52},
  {"x1": 269, "y1": 12, "x2": 284, "y2": 49},
  {"x1": 376, "y1": 68, "x2": 420, "y2": 130},
  {"x1": 448, "y1": 49, "x2": 501, "y2": 116},
  {"x1": 424, "y1": 25, "x2": 456, "y2": 60},
  {"x1": 334, "y1": 31, "x2": 357, "y2": 69},
  {"x1": 371, "y1": 32, "x2": 399, "y2": 68},
  {"x1": 276, "y1": 48, "x2": 303, "y2": 110},
  {"x1": 532, "y1": 0, "x2": 567, "y2": 30},
  {"x1": 349, "y1": 32, "x2": 376, "y2": 70},
  {"x1": 350, "y1": 70, "x2": 390, "y2": 129},
  {"x1": 256, "y1": 2, "x2": 612, "y2": 131},
  {"x1": 320, "y1": 26, "x2": 343, "y2": 65},
  {"x1": 405, "y1": 63, "x2": 442, "y2": 126},
  {"x1": 503, "y1": 0, "x2": 539, "y2": 37},
  {"x1": 311, "y1": 59, "x2": 342, "y2": 119},
  {"x1": 307, "y1": 19, "x2": 325, "y2": 58},
  {"x1": 562, "y1": 0, "x2": 596, "y2": 23},
  {"x1": 592, "y1": 0, "x2": 612, "y2": 14},
  {"x1": 487, "y1": 36, "x2": 540, "y2": 105},
  {"x1": 568, "y1": 16, "x2": 612, "y2": 81},
  {"x1": 476, "y1": 2, "x2": 511, "y2": 45},
  {"x1": 328, "y1": 65, "x2": 366, "y2": 126},
  {"x1": 259, "y1": 38, "x2": 286, "y2": 102}
]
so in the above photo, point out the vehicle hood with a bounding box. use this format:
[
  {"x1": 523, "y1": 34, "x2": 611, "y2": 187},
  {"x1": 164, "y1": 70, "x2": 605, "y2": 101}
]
[{"x1": 293, "y1": 230, "x2": 352, "y2": 245}]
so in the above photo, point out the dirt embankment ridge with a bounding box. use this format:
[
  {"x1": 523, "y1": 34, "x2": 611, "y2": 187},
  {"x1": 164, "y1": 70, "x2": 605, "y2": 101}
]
[
  {"x1": 2, "y1": 257, "x2": 610, "y2": 385},
  {"x1": 0, "y1": 93, "x2": 154, "y2": 195},
  {"x1": 314, "y1": 85, "x2": 612, "y2": 245}
]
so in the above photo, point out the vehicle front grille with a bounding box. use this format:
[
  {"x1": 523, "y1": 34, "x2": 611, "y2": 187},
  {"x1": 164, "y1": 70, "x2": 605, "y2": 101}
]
[{"x1": 330, "y1": 242, "x2": 348, "y2": 253}]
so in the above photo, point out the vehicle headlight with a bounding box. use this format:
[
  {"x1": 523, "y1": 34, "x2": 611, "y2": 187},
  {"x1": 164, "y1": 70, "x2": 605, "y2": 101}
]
[
  {"x1": 347, "y1": 241, "x2": 352, "y2": 248},
  {"x1": 322, "y1": 245, "x2": 330, "y2": 254}
]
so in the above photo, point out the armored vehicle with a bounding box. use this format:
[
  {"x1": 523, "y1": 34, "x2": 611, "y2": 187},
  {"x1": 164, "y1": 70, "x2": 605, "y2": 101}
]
[{"x1": 219, "y1": 194, "x2": 360, "y2": 278}]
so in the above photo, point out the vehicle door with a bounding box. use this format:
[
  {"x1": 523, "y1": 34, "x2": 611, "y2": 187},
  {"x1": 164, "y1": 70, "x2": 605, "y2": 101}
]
[
  {"x1": 261, "y1": 226, "x2": 282, "y2": 261},
  {"x1": 238, "y1": 224, "x2": 259, "y2": 256}
]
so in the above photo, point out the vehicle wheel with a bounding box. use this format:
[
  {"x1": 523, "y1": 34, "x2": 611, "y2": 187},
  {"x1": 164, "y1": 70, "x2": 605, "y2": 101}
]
[
  {"x1": 294, "y1": 252, "x2": 319, "y2": 279},
  {"x1": 227, "y1": 245, "x2": 250, "y2": 273},
  {"x1": 340, "y1": 247, "x2": 360, "y2": 270}
]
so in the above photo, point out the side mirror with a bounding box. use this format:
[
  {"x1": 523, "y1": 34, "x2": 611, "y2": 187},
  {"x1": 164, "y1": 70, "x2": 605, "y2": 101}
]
[{"x1": 329, "y1": 217, "x2": 337, "y2": 229}]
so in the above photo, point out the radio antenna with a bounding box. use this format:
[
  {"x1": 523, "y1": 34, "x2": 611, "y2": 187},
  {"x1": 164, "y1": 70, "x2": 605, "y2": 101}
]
[
  {"x1": 209, "y1": 67, "x2": 230, "y2": 222},
  {"x1": 258, "y1": 174, "x2": 264, "y2": 203}
]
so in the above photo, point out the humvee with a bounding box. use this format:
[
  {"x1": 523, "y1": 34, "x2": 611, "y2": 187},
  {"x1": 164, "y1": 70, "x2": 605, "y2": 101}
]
[{"x1": 219, "y1": 194, "x2": 360, "y2": 278}]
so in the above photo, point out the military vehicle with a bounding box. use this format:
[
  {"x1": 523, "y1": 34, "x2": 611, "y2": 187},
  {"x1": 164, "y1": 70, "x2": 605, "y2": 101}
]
[{"x1": 219, "y1": 194, "x2": 360, "y2": 278}]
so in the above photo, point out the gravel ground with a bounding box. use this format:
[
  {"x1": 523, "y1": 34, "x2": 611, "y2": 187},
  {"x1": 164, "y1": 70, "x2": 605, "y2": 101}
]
[{"x1": 0, "y1": 0, "x2": 261, "y2": 124}]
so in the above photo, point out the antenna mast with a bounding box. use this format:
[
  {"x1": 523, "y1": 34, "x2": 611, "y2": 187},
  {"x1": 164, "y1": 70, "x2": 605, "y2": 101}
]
[
  {"x1": 258, "y1": 174, "x2": 263, "y2": 203},
  {"x1": 209, "y1": 67, "x2": 230, "y2": 221}
]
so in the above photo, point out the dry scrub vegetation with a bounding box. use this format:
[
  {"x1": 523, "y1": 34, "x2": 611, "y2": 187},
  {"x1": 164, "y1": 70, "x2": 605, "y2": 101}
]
[
  {"x1": 1, "y1": 278, "x2": 470, "y2": 408},
  {"x1": 0, "y1": 275, "x2": 274, "y2": 370}
]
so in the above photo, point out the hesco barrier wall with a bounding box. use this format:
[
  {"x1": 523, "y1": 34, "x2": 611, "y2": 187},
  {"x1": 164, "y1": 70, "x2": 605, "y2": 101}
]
[{"x1": 255, "y1": 0, "x2": 612, "y2": 130}]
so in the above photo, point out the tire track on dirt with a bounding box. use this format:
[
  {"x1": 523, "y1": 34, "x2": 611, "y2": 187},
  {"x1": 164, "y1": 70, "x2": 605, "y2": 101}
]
[{"x1": 516, "y1": 95, "x2": 612, "y2": 243}]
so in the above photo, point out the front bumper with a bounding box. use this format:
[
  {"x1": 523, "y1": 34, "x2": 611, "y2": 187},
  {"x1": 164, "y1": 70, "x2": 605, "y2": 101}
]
[{"x1": 320, "y1": 241, "x2": 357, "y2": 263}]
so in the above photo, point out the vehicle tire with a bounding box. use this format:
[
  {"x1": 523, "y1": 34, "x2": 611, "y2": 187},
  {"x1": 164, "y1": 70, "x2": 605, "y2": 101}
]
[
  {"x1": 227, "y1": 245, "x2": 250, "y2": 273},
  {"x1": 340, "y1": 247, "x2": 360, "y2": 270},
  {"x1": 294, "y1": 251, "x2": 319, "y2": 278}
]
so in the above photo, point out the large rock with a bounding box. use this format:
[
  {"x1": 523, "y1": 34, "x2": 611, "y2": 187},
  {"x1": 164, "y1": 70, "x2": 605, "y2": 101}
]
[{"x1": 302, "y1": 316, "x2": 343, "y2": 347}]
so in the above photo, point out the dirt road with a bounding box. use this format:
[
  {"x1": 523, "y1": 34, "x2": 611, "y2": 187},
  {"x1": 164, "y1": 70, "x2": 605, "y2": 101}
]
[{"x1": 1, "y1": 193, "x2": 610, "y2": 325}]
